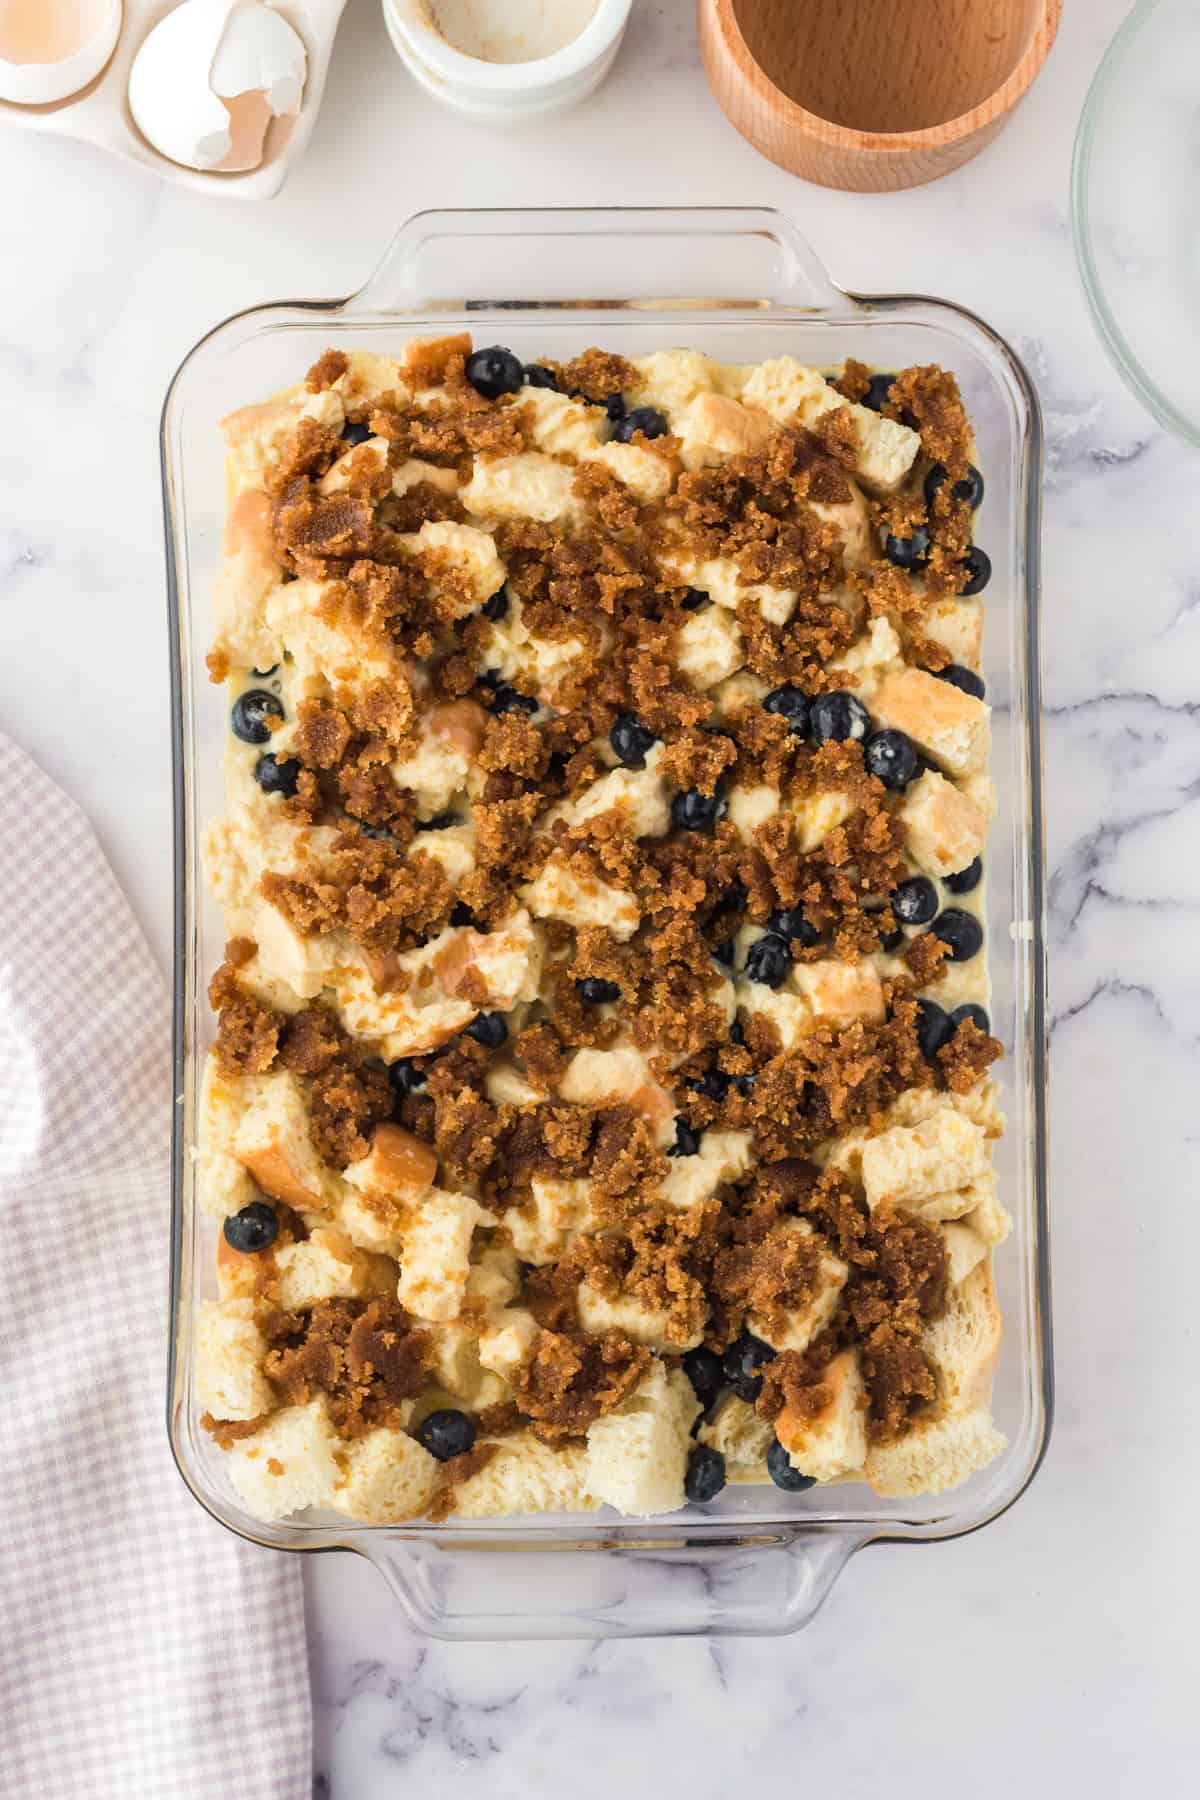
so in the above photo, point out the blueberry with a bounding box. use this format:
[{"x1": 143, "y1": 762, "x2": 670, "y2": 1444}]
[
  {"x1": 892, "y1": 877, "x2": 939, "y2": 926},
  {"x1": 763, "y1": 685, "x2": 811, "y2": 738},
  {"x1": 416, "y1": 1408, "x2": 477, "y2": 1462},
  {"x1": 613, "y1": 405, "x2": 668, "y2": 443},
  {"x1": 730, "y1": 1016, "x2": 746, "y2": 1047},
  {"x1": 722, "y1": 1333, "x2": 775, "y2": 1402},
  {"x1": 231, "y1": 688, "x2": 284, "y2": 745},
  {"x1": 223, "y1": 1201, "x2": 278, "y2": 1254},
  {"x1": 959, "y1": 546, "x2": 992, "y2": 596},
  {"x1": 861, "y1": 373, "x2": 895, "y2": 413},
  {"x1": 864, "y1": 729, "x2": 918, "y2": 790},
  {"x1": 577, "y1": 976, "x2": 620, "y2": 1004},
  {"x1": 682, "y1": 1346, "x2": 724, "y2": 1408},
  {"x1": 415, "y1": 810, "x2": 459, "y2": 832},
  {"x1": 388, "y1": 1058, "x2": 426, "y2": 1099},
  {"x1": 680, "y1": 588, "x2": 709, "y2": 611},
  {"x1": 944, "y1": 856, "x2": 982, "y2": 895},
  {"x1": 668, "y1": 1120, "x2": 701, "y2": 1158},
  {"x1": 930, "y1": 907, "x2": 984, "y2": 961},
  {"x1": 490, "y1": 684, "x2": 538, "y2": 715},
  {"x1": 925, "y1": 462, "x2": 984, "y2": 510},
  {"x1": 522, "y1": 363, "x2": 559, "y2": 390},
  {"x1": 884, "y1": 526, "x2": 930, "y2": 570},
  {"x1": 951, "y1": 1002, "x2": 991, "y2": 1035},
  {"x1": 254, "y1": 753, "x2": 300, "y2": 797},
  {"x1": 610, "y1": 713, "x2": 657, "y2": 768},
  {"x1": 879, "y1": 925, "x2": 905, "y2": 953},
  {"x1": 450, "y1": 902, "x2": 477, "y2": 928},
  {"x1": 769, "y1": 908, "x2": 820, "y2": 948},
  {"x1": 730, "y1": 1072, "x2": 757, "y2": 1096},
  {"x1": 604, "y1": 393, "x2": 627, "y2": 423},
  {"x1": 340, "y1": 419, "x2": 372, "y2": 447},
  {"x1": 767, "y1": 1438, "x2": 817, "y2": 1492},
  {"x1": 466, "y1": 1011, "x2": 508, "y2": 1048},
  {"x1": 672, "y1": 787, "x2": 725, "y2": 831},
  {"x1": 685, "y1": 1444, "x2": 727, "y2": 1504},
  {"x1": 745, "y1": 933, "x2": 791, "y2": 989},
  {"x1": 809, "y1": 691, "x2": 871, "y2": 745},
  {"x1": 713, "y1": 938, "x2": 736, "y2": 969},
  {"x1": 936, "y1": 664, "x2": 985, "y2": 700},
  {"x1": 689, "y1": 1067, "x2": 731, "y2": 1102},
  {"x1": 481, "y1": 586, "x2": 509, "y2": 621},
  {"x1": 465, "y1": 345, "x2": 523, "y2": 400},
  {"x1": 915, "y1": 998, "x2": 954, "y2": 1058},
  {"x1": 477, "y1": 668, "x2": 502, "y2": 689}
]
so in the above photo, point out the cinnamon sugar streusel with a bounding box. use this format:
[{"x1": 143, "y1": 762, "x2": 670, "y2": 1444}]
[{"x1": 199, "y1": 337, "x2": 1005, "y2": 1526}]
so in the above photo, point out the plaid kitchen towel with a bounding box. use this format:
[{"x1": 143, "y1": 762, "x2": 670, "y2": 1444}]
[{"x1": 0, "y1": 732, "x2": 310, "y2": 1800}]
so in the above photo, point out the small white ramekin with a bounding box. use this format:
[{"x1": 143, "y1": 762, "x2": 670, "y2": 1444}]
[{"x1": 382, "y1": 0, "x2": 632, "y2": 125}]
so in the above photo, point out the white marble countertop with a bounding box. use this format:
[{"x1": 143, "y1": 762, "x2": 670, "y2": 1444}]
[{"x1": 2, "y1": 0, "x2": 1195, "y2": 1792}]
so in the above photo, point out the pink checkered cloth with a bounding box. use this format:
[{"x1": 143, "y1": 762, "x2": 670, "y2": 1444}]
[{"x1": 0, "y1": 733, "x2": 310, "y2": 1800}]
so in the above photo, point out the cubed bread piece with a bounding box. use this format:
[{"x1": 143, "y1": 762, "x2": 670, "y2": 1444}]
[
  {"x1": 222, "y1": 390, "x2": 341, "y2": 496},
  {"x1": 212, "y1": 489, "x2": 284, "y2": 674},
  {"x1": 560, "y1": 751, "x2": 671, "y2": 839},
  {"x1": 396, "y1": 1187, "x2": 489, "y2": 1323},
  {"x1": 523, "y1": 386, "x2": 602, "y2": 457},
  {"x1": 727, "y1": 783, "x2": 779, "y2": 839},
  {"x1": 659, "y1": 546, "x2": 797, "y2": 626},
  {"x1": 476, "y1": 1306, "x2": 540, "y2": 1380},
  {"x1": 451, "y1": 1433, "x2": 597, "y2": 1519},
  {"x1": 225, "y1": 1400, "x2": 341, "y2": 1520},
  {"x1": 790, "y1": 958, "x2": 885, "y2": 1027},
  {"x1": 426, "y1": 1325, "x2": 509, "y2": 1408},
  {"x1": 749, "y1": 1219, "x2": 848, "y2": 1353},
  {"x1": 481, "y1": 592, "x2": 591, "y2": 703},
  {"x1": 775, "y1": 1349, "x2": 868, "y2": 1483},
  {"x1": 942, "y1": 1221, "x2": 989, "y2": 1287},
  {"x1": 402, "y1": 332, "x2": 472, "y2": 376},
  {"x1": 195, "y1": 1298, "x2": 274, "y2": 1422},
  {"x1": 741, "y1": 984, "x2": 812, "y2": 1051},
  {"x1": 737, "y1": 357, "x2": 920, "y2": 494},
  {"x1": 826, "y1": 616, "x2": 903, "y2": 690},
  {"x1": 557, "y1": 1044, "x2": 676, "y2": 1146},
  {"x1": 584, "y1": 1363, "x2": 700, "y2": 1516},
  {"x1": 790, "y1": 790, "x2": 855, "y2": 852},
  {"x1": 462, "y1": 452, "x2": 584, "y2": 526},
  {"x1": 390, "y1": 725, "x2": 472, "y2": 816},
  {"x1": 520, "y1": 856, "x2": 640, "y2": 942},
  {"x1": 196, "y1": 1057, "x2": 259, "y2": 1221},
  {"x1": 576, "y1": 1283, "x2": 702, "y2": 1351},
  {"x1": 698, "y1": 1395, "x2": 775, "y2": 1479},
  {"x1": 865, "y1": 1408, "x2": 1006, "y2": 1498},
  {"x1": 507, "y1": 1174, "x2": 595, "y2": 1263},
  {"x1": 585, "y1": 440, "x2": 674, "y2": 502},
  {"x1": 232, "y1": 1070, "x2": 334, "y2": 1213},
  {"x1": 343, "y1": 1124, "x2": 437, "y2": 1204},
  {"x1": 809, "y1": 486, "x2": 875, "y2": 570},
  {"x1": 924, "y1": 1259, "x2": 1003, "y2": 1413},
  {"x1": 674, "y1": 390, "x2": 775, "y2": 468},
  {"x1": 872, "y1": 667, "x2": 990, "y2": 777},
  {"x1": 273, "y1": 1228, "x2": 394, "y2": 1313},
  {"x1": 900, "y1": 770, "x2": 990, "y2": 880},
  {"x1": 964, "y1": 1171, "x2": 1012, "y2": 1246},
  {"x1": 630, "y1": 348, "x2": 731, "y2": 412},
  {"x1": 399, "y1": 519, "x2": 506, "y2": 617},
  {"x1": 330, "y1": 1426, "x2": 441, "y2": 1523},
  {"x1": 464, "y1": 1246, "x2": 521, "y2": 1312},
  {"x1": 861, "y1": 1111, "x2": 990, "y2": 1212},
  {"x1": 924, "y1": 596, "x2": 984, "y2": 668},
  {"x1": 660, "y1": 1130, "x2": 754, "y2": 1209},
  {"x1": 677, "y1": 605, "x2": 745, "y2": 689}
]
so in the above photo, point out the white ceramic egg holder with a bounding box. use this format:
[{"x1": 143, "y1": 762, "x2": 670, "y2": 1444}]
[{"x1": 0, "y1": 0, "x2": 348, "y2": 198}]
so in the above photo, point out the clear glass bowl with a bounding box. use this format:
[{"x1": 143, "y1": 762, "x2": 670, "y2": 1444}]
[
  {"x1": 163, "y1": 208, "x2": 1052, "y2": 1639},
  {"x1": 1072, "y1": 0, "x2": 1200, "y2": 445}
]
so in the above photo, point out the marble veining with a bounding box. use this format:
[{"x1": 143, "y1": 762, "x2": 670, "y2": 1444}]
[{"x1": 0, "y1": 0, "x2": 1194, "y2": 1792}]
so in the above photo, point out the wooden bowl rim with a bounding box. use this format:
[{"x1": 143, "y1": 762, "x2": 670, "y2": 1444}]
[{"x1": 708, "y1": 0, "x2": 1063, "y2": 154}]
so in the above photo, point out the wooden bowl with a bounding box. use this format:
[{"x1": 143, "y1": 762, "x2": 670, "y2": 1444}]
[{"x1": 699, "y1": 0, "x2": 1062, "y2": 192}]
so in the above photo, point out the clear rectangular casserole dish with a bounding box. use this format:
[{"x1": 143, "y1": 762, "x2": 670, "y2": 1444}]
[{"x1": 164, "y1": 206, "x2": 1052, "y2": 1639}]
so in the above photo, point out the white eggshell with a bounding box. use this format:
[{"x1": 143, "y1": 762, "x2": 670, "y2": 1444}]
[
  {"x1": 0, "y1": 0, "x2": 122, "y2": 106},
  {"x1": 128, "y1": 0, "x2": 308, "y2": 174}
]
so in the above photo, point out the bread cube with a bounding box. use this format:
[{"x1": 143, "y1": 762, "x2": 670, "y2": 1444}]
[
  {"x1": 749, "y1": 1219, "x2": 848, "y2": 1352},
  {"x1": 872, "y1": 667, "x2": 990, "y2": 778},
  {"x1": 584, "y1": 1363, "x2": 700, "y2": 1516},
  {"x1": 865, "y1": 1408, "x2": 1006, "y2": 1498},
  {"x1": 923, "y1": 1259, "x2": 1003, "y2": 1413},
  {"x1": 451, "y1": 1433, "x2": 597, "y2": 1519},
  {"x1": 195, "y1": 1298, "x2": 274, "y2": 1422},
  {"x1": 273, "y1": 1228, "x2": 394, "y2": 1313},
  {"x1": 396, "y1": 1187, "x2": 489, "y2": 1323},
  {"x1": 790, "y1": 958, "x2": 885, "y2": 1027},
  {"x1": 861, "y1": 1111, "x2": 990, "y2": 1213},
  {"x1": 698, "y1": 1395, "x2": 774, "y2": 1479},
  {"x1": 521, "y1": 856, "x2": 640, "y2": 942},
  {"x1": 330, "y1": 1426, "x2": 440, "y2": 1523},
  {"x1": 775, "y1": 1349, "x2": 868, "y2": 1483},
  {"x1": 233, "y1": 1070, "x2": 333, "y2": 1213},
  {"x1": 660, "y1": 1130, "x2": 753, "y2": 1210},
  {"x1": 576, "y1": 1283, "x2": 702, "y2": 1352},
  {"x1": 226, "y1": 1400, "x2": 341, "y2": 1520}
]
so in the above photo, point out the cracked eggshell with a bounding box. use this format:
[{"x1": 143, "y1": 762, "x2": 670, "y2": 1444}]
[
  {"x1": 0, "y1": 0, "x2": 122, "y2": 104},
  {"x1": 128, "y1": 0, "x2": 307, "y2": 174}
]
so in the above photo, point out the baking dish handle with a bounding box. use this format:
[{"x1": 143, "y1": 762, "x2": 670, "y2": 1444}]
[
  {"x1": 362, "y1": 1528, "x2": 866, "y2": 1641},
  {"x1": 344, "y1": 207, "x2": 847, "y2": 315}
]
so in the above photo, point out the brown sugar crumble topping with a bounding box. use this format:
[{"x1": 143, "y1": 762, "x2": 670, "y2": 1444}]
[{"x1": 200, "y1": 338, "x2": 1006, "y2": 1523}]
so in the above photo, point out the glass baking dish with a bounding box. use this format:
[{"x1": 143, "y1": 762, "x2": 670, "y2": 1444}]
[{"x1": 163, "y1": 207, "x2": 1052, "y2": 1639}]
